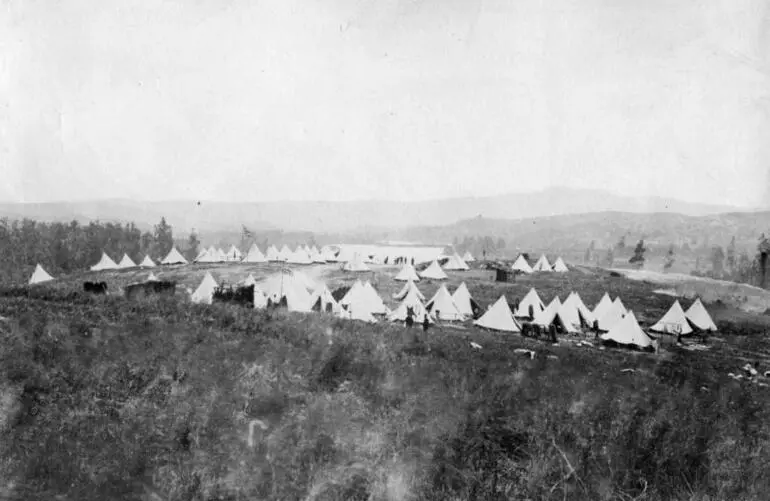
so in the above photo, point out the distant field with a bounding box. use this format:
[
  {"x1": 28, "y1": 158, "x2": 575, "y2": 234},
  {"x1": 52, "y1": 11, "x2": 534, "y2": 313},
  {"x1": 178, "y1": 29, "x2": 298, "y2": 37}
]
[{"x1": 2, "y1": 262, "x2": 770, "y2": 499}]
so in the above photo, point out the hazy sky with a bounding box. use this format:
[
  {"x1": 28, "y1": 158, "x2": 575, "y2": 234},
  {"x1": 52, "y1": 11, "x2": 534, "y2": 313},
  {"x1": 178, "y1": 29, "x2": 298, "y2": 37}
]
[{"x1": 1, "y1": 0, "x2": 769, "y2": 206}]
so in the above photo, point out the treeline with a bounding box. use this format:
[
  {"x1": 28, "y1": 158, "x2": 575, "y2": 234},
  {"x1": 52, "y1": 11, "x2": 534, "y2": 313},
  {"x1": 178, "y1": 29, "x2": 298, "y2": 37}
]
[
  {"x1": 450, "y1": 235, "x2": 507, "y2": 258},
  {"x1": 0, "y1": 217, "x2": 199, "y2": 283}
]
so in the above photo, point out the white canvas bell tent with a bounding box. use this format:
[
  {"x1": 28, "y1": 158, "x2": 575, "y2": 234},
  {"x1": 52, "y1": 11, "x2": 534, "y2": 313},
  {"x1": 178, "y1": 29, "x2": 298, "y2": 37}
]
[
  {"x1": 393, "y1": 279, "x2": 425, "y2": 301},
  {"x1": 452, "y1": 282, "x2": 479, "y2": 318},
  {"x1": 685, "y1": 298, "x2": 717, "y2": 331},
  {"x1": 117, "y1": 254, "x2": 137, "y2": 269},
  {"x1": 474, "y1": 295, "x2": 521, "y2": 333},
  {"x1": 161, "y1": 247, "x2": 188, "y2": 265},
  {"x1": 195, "y1": 248, "x2": 216, "y2": 263},
  {"x1": 514, "y1": 288, "x2": 546, "y2": 318},
  {"x1": 552, "y1": 257, "x2": 569, "y2": 272},
  {"x1": 394, "y1": 263, "x2": 421, "y2": 282},
  {"x1": 191, "y1": 272, "x2": 218, "y2": 304},
  {"x1": 614, "y1": 297, "x2": 628, "y2": 315},
  {"x1": 91, "y1": 252, "x2": 118, "y2": 271},
  {"x1": 592, "y1": 293, "x2": 613, "y2": 320},
  {"x1": 288, "y1": 248, "x2": 313, "y2": 265},
  {"x1": 650, "y1": 300, "x2": 693, "y2": 335},
  {"x1": 277, "y1": 245, "x2": 293, "y2": 262},
  {"x1": 241, "y1": 274, "x2": 257, "y2": 287},
  {"x1": 216, "y1": 248, "x2": 228, "y2": 262},
  {"x1": 420, "y1": 260, "x2": 448, "y2": 280},
  {"x1": 253, "y1": 286, "x2": 268, "y2": 309},
  {"x1": 600, "y1": 311, "x2": 653, "y2": 349},
  {"x1": 260, "y1": 270, "x2": 314, "y2": 312},
  {"x1": 533, "y1": 297, "x2": 562, "y2": 327},
  {"x1": 532, "y1": 254, "x2": 552, "y2": 272},
  {"x1": 342, "y1": 254, "x2": 371, "y2": 272},
  {"x1": 511, "y1": 255, "x2": 533, "y2": 274},
  {"x1": 596, "y1": 299, "x2": 627, "y2": 331},
  {"x1": 361, "y1": 281, "x2": 389, "y2": 315},
  {"x1": 462, "y1": 251, "x2": 475, "y2": 263},
  {"x1": 225, "y1": 245, "x2": 243, "y2": 262},
  {"x1": 340, "y1": 280, "x2": 364, "y2": 307},
  {"x1": 147, "y1": 272, "x2": 159, "y2": 282},
  {"x1": 555, "y1": 293, "x2": 593, "y2": 332},
  {"x1": 442, "y1": 253, "x2": 470, "y2": 271},
  {"x1": 243, "y1": 244, "x2": 267, "y2": 263},
  {"x1": 266, "y1": 245, "x2": 281, "y2": 261},
  {"x1": 29, "y1": 264, "x2": 54, "y2": 284},
  {"x1": 309, "y1": 247, "x2": 327, "y2": 264},
  {"x1": 389, "y1": 289, "x2": 435, "y2": 323},
  {"x1": 321, "y1": 246, "x2": 339, "y2": 262},
  {"x1": 311, "y1": 284, "x2": 340, "y2": 313},
  {"x1": 426, "y1": 284, "x2": 465, "y2": 321},
  {"x1": 139, "y1": 255, "x2": 157, "y2": 268},
  {"x1": 569, "y1": 292, "x2": 595, "y2": 325}
]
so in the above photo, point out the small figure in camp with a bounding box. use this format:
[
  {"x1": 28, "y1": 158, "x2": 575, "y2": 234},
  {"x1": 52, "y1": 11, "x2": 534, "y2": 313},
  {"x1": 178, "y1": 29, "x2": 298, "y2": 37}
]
[
  {"x1": 528, "y1": 304, "x2": 534, "y2": 319},
  {"x1": 423, "y1": 314, "x2": 430, "y2": 332},
  {"x1": 405, "y1": 308, "x2": 414, "y2": 329},
  {"x1": 549, "y1": 324, "x2": 557, "y2": 344},
  {"x1": 593, "y1": 319, "x2": 600, "y2": 339}
]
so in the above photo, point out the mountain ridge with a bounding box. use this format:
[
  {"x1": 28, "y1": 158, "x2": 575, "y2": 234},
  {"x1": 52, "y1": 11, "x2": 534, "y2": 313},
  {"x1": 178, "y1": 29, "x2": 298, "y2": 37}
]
[{"x1": 0, "y1": 187, "x2": 759, "y2": 233}]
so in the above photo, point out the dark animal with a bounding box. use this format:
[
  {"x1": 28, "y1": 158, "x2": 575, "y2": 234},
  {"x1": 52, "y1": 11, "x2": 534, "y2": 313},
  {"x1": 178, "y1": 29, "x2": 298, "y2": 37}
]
[
  {"x1": 124, "y1": 281, "x2": 176, "y2": 300},
  {"x1": 213, "y1": 285, "x2": 254, "y2": 307},
  {"x1": 83, "y1": 281, "x2": 108, "y2": 295}
]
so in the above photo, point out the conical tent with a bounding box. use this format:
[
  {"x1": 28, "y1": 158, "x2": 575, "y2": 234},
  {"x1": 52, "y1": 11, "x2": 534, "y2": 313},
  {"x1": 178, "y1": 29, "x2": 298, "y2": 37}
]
[
  {"x1": 277, "y1": 245, "x2": 292, "y2": 261},
  {"x1": 426, "y1": 285, "x2": 465, "y2": 321},
  {"x1": 514, "y1": 288, "x2": 545, "y2": 317},
  {"x1": 452, "y1": 282, "x2": 478, "y2": 318},
  {"x1": 243, "y1": 244, "x2": 267, "y2": 263},
  {"x1": 342, "y1": 254, "x2": 371, "y2": 272},
  {"x1": 91, "y1": 252, "x2": 118, "y2": 271},
  {"x1": 340, "y1": 280, "x2": 364, "y2": 307},
  {"x1": 29, "y1": 264, "x2": 54, "y2": 284},
  {"x1": 462, "y1": 251, "x2": 475, "y2": 262},
  {"x1": 511, "y1": 255, "x2": 533, "y2": 273},
  {"x1": 685, "y1": 299, "x2": 717, "y2": 331},
  {"x1": 651, "y1": 300, "x2": 693, "y2": 335},
  {"x1": 216, "y1": 248, "x2": 228, "y2": 262},
  {"x1": 420, "y1": 260, "x2": 448, "y2": 280},
  {"x1": 266, "y1": 245, "x2": 281, "y2": 261},
  {"x1": 474, "y1": 296, "x2": 520, "y2": 332},
  {"x1": 147, "y1": 272, "x2": 159, "y2": 282},
  {"x1": 288, "y1": 248, "x2": 312, "y2": 265},
  {"x1": 592, "y1": 293, "x2": 613, "y2": 320},
  {"x1": 443, "y1": 253, "x2": 470, "y2": 271},
  {"x1": 311, "y1": 285, "x2": 339, "y2": 313},
  {"x1": 117, "y1": 254, "x2": 137, "y2": 269},
  {"x1": 309, "y1": 247, "x2": 326, "y2": 264},
  {"x1": 195, "y1": 248, "x2": 216, "y2": 263},
  {"x1": 557, "y1": 293, "x2": 592, "y2": 331},
  {"x1": 533, "y1": 297, "x2": 562, "y2": 327},
  {"x1": 532, "y1": 254, "x2": 552, "y2": 272},
  {"x1": 569, "y1": 292, "x2": 595, "y2": 325},
  {"x1": 596, "y1": 299, "x2": 626, "y2": 331},
  {"x1": 389, "y1": 289, "x2": 435, "y2": 323},
  {"x1": 394, "y1": 280, "x2": 425, "y2": 301},
  {"x1": 191, "y1": 272, "x2": 218, "y2": 304},
  {"x1": 260, "y1": 271, "x2": 314, "y2": 312},
  {"x1": 253, "y1": 285, "x2": 268, "y2": 309},
  {"x1": 242, "y1": 274, "x2": 257, "y2": 287},
  {"x1": 601, "y1": 311, "x2": 653, "y2": 349},
  {"x1": 225, "y1": 245, "x2": 242, "y2": 262},
  {"x1": 614, "y1": 297, "x2": 627, "y2": 314},
  {"x1": 162, "y1": 247, "x2": 188, "y2": 265},
  {"x1": 139, "y1": 255, "x2": 156, "y2": 268},
  {"x1": 552, "y1": 257, "x2": 569, "y2": 272},
  {"x1": 321, "y1": 246, "x2": 338, "y2": 262},
  {"x1": 361, "y1": 281, "x2": 389, "y2": 315},
  {"x1": 394, "y1": 263, "x2": 421, "y2": 282}
]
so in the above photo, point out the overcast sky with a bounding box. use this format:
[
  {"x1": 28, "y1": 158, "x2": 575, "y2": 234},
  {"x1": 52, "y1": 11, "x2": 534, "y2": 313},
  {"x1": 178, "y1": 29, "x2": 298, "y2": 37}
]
[{"x1": 1, "y1": 0, "x2": 769, "y2": 207}]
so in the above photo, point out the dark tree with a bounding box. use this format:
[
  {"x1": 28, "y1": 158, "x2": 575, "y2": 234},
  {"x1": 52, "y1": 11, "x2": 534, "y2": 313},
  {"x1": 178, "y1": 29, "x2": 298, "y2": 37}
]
[
  {"x1": 629, "y1": 239, "x2": 646, "y2": 269},
  {"x1": 154, "y1": 217, "x2": 174, "y2": 259},
  {"x1": 616, "y1": 235, "x2": 626, "y2": 251},
  {"x1": 726, "y1": 236, "x2": 736, "y2": 273},
  {"x1": 663, "y1": 244, "x2": 675, "y2": 272},
  {"x1": 605, "y1": 248, "x2": 614, "y2": 267},
  {"x1": 711, "y1": 246, "x2": 725, "y2": 276},
  {"x1": 186, "y1": 231, "x2": 201, "y2": 261}
]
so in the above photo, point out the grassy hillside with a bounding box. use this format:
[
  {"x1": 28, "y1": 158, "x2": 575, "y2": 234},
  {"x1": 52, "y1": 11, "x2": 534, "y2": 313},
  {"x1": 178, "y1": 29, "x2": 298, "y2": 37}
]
[{"x1": 2, "y1": 264, "x2": 770, "y2": 500}]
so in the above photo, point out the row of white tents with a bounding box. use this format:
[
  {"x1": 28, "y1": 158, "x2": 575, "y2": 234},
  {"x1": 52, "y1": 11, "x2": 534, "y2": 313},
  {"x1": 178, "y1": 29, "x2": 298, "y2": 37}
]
[
  {"x1": 512, "y1": 254, "x2": 569, "y2": 273},
  {"x1": 469, "y1": 287, "x2": 717, "y2": 349}
]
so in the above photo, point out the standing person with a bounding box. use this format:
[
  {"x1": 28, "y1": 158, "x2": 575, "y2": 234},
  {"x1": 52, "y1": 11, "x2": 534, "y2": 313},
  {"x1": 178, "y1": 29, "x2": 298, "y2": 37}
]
[
  {"x1": 549, "y1": 324, "x2": 557, "y2": 344},
  {"x1": 423, "y1": 314, "x2": 430, "y2": 333},
  {"x1": 405, "y1": 309, "x2": 414, "y2": 329},
  {"x1": 593, "y1": 320, "x2": 600, "y2": 339}
]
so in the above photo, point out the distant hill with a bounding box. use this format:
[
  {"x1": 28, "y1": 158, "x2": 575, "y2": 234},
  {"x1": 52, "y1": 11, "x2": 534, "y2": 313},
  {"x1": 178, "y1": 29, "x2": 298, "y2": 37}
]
[
  {"x1": 386, "y1": 210, "x2": 770, "y2": 258},
  {"x1": 0, "y1": 187, "x2": 753, "y2": 233}
]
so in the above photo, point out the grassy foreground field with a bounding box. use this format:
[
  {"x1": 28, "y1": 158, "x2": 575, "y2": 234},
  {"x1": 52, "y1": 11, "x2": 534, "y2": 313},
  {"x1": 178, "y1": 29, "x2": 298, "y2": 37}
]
[{"x1": 2, "y1": 264, "x2": 770, "y2": 500}]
